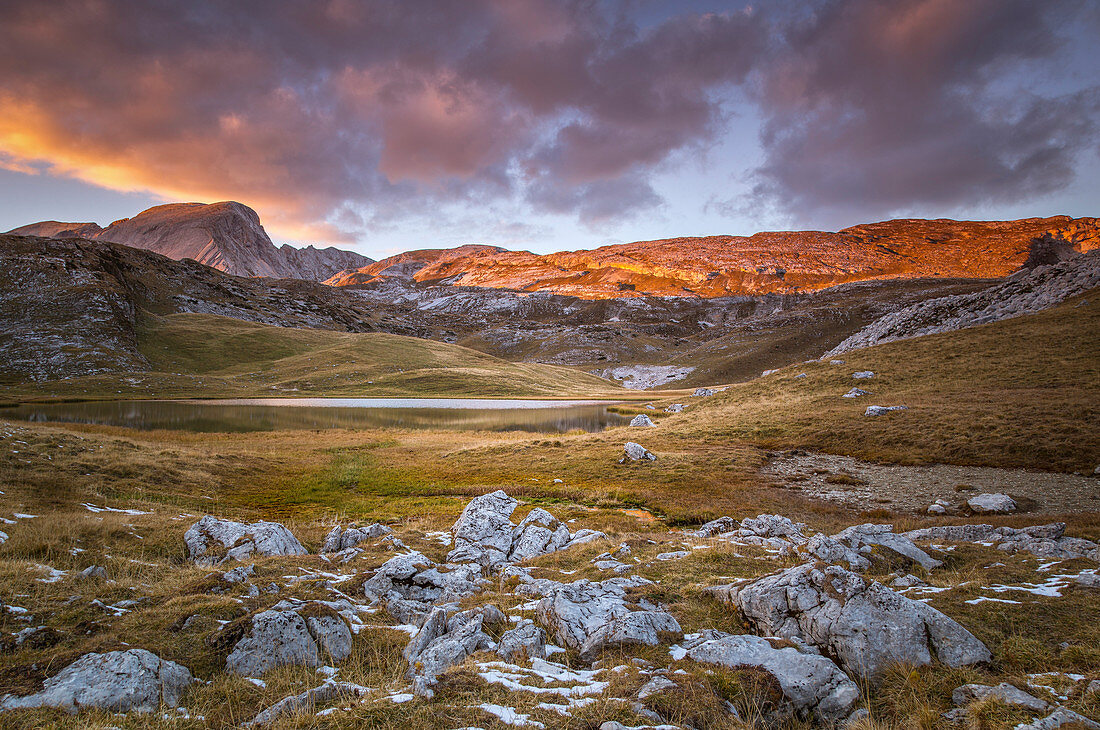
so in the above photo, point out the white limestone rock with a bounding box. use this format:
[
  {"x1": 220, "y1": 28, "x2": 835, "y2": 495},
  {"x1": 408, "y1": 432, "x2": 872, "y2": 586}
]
[
  {"x1": 322, "y1": 523, "x2": 392, "y2": 553},
  {"x1": 693, "y1": 516, "x2": 739, "y2": 538},
  {"x1": 852, "y1": 371, "x2": 875, "y2": 379},
  {"x1": 245, "y1": 681, "x2": 368, "y2": 727},
  {"x1": 1013, "y1": 707, "x2": 1100, "y2": 730},
  {"x1": 620, "y1": 442, "x2": 656, "y2": 463},
  {"x1": 496, "y1": 619, "x2": 547, "y2": 662},
  {"x1": 967, "y1": 493, "x2": 1017, "y2": 514},
  {"x1": 629, "y1": 414, "x2": 657, "y2": 427},
  {"x1": 712, "y1": 563, "x2": 991, "y2": 679},
  {"x1": 184, "y1": 516, "x2": 306, "y2": 565},
  {"x1": 864, "y1": 405, "x2": 908, "y2": 416},
  {"x1": 684, "y1": 631, "x2": 860, "y2": 724},
  {"x1": 665, "y1": 403, "x2": 686, "y2": 413},
  {"x1": 0, "y1": 649, "x2": 193, "y2": 714},
  {"x1": 225, "y1": 607, "x2": 352, "y2": 676},
  {"x1": 951, "y1": 682, "x2": 1048, "y2": 712},
  {"x1": 842, "y1": 387, "x2": 871, "y2": 398},
  {"x1": 447, "y1": 490, "x2": 519, "y2": 567},
  {"x1": 510, "y1": 508, "x2": 571, "y2": 563},
  {"x1": 900, "y1": 523, "x2": 1100, "y2": 562}
]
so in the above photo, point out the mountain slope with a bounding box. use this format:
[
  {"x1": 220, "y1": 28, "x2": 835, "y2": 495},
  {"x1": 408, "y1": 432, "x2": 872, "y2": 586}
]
[
  {"x1": 9, "y1": 201, "x2": 372, "y2": 282},
  {"x1": 329, "y1": 216, "x2": 1100, "y2": 298}
]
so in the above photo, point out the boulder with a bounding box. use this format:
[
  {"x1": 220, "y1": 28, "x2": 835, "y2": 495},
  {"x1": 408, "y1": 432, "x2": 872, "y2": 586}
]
[
  {"x1": 951, "y1": 682, "x2": 1048, "y2": 712},
  {"x1": 245, "y1": 681, "x2": 368, "y2": 727},
  {"x1": 829, "y1": 524, "x2": 942, "y2": 571},
  {"x1": 900, "y1": 523, "x2": 1100, "y2": 562},
  {"x1": 447, "y1": 490, "x2": 519, "y2": 566},
  {"x1": 565, "y1": 528, "x2": 608, "y2": 549},
  {"x1": 852, "y1": 371, "x2": 875, "y2": 379},
  {"x1": 842, "y1": 387, "x2": 870, "y2": 398},
  {"x1": 534, "y1": 577, "x2": 681, "y2": 661},
  {"x1": 927, "y1": 504, "x2": 946, "y2": 515},
  {"x1": 684, "y1": 631, "x2": 860, "y2": 724},
  {"x1": 225, "y1": 607, "x2": 352, "y2": 676},
  {"x1": 0, "y1": 649, "x2": 193, "y2": 714},
  {"x1": 403, "y1": 608, "x2": 493, "y2": 697},
  {"x1": 620, "y1": 442, "x2": 656, "y2": 463},
  {"x1": 1013, "y1": 708, "x2": 1100, "y2": 730},
  {"x1": 362, "y1": 551, "x2": 484, "y2": 624},
  {"x1": 79, "y1": 565, "x2": 107, "y2": 579},
  {"x1": 693, "y1": 516, "x2": 738, "y2": 538},
  {"x1": 691, "y1": 388, "x2": 716, "y2": 397},
  {"x1": 637, "y1": 676, "x2": 676, "y2": 699},
  {"x1": 665, "y1": 404, "x2": 686, "y2": 413},
  {"x1": 864, "y1": 405, "x2": 907, "y2": 416},
  {"x1": 184, "y1": 516, "x2": 306, "y2": 565},
  {"x1": 967, "y1": 493, "x2": 1017, "y2": 514},
  {"x1": 496, "y1": 620, "x2": 547, "y2": 662},
  {"x1": 509, "y1": 508, "x2": 571, "y2": 563},
  {"x1": 629, "y1": 414, "x2": 657, "y2": 427},
  {"x1": 712, "y1": 563, "x2": 990, "y2": 679},
  {"x1": 321, "y1": 523, "x2": 392, "y2": 553}
]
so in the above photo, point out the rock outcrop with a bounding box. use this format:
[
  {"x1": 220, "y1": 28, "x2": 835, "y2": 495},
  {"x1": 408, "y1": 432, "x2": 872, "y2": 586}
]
[
  {"x1": 184, "y1": 516, "x2": 307, "y2": 565},
  {"x1": 683, "y1": 631, "x2": 860, "y2": 723},
  {"x1": 321, "y1": 523, "x2": 392, "y2": 552},
  {"x1": 225, "y1": 605, "x2": 352, "y2": 676},
  {"x1": 0, "y1": 649, "x2": 193, "y2": 714},
  {"x1": 827, "y1": 248, "x2": 1100, "y2": 356},
  {"x1": 708, "y1": 563, "x2": 990, "y2": 678},
  {"x1": 900, "y1": 523, "x2": 1100, "y2": 562}
]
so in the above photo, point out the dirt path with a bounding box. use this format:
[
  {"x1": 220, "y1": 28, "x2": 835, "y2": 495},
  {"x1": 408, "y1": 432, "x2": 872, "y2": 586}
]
[{"x1": 761, "y1": 451, "x2": 1100, "y2": 515}]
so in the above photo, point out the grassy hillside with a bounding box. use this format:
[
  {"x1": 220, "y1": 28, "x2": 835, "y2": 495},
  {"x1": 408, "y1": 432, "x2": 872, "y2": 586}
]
[{"x1": 1, "y1": 313, "x2": 629, "y2": 401}]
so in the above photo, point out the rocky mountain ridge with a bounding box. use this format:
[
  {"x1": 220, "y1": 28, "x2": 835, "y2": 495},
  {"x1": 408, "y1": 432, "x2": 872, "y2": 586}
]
[
  {"x1": 328, "y1": 216, "x2": 1100, "y2": 299},
  {"x1": 8, "y1": 201, "x2": 372, "y2": 282},
  {"x1": 827, "y1": 249, "x2": 1100, "y2": 356}
]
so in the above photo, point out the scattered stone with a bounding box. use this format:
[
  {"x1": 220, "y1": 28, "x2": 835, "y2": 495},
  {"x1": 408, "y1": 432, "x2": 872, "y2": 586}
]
[
  {"x1": 532, "y1": 576, "x2": 681, "y2": 661},
  {"x1": 447, "y1": 490, "x2": 519, "y2": 567},
  {"x1": 362, "y1": 551, "x2": 484, "y2": 625},
  {"x1": 222, "y1": 564, "x2": 255, "y2": 584},
  {"x1": 951, "y1": 682, "x2": 1048, "y2": 712},
  {"x1": 245, "y1": 681, "x2": 368, "y2": 727},
  {"x1": 565, "y1": 529, "x2": 608, "y2": 548},
  {"x1": 842, "y1": 387, "x2": 871, "y2": 398},
  {"x1": 637, "y1": 676, "x2": 677, "y2": 699},
  {"x1": 683, "y1": 631, "x2": 860, "y2": 723},
  {"x1": 225, "y1": 606, "x2": 352, "y2": 676},
  {"x1": 691, "y1": 388, "x2": 716, "y2": 397},
  {"x1": 927, "y1": 504, "x2": 946, "y2": 515},
  {"x1": 404, "y1": 607, "x2": 493, "y2": 697},
  {"x1": 496, "y1": 619, "x2": 547, "y2": 663},
  {"x1": 664, "y1": 404, "x2": 685, "y2": 413},
  {"x1": 709, "y1": 563, "x2": 991, "y2": 678},
  {"x1": 620, "y1": 442, "x2": 656, "y2": 463},
  {"x1": 852, "y1": 371, "x2": 875, "y2": 379},
  {"x1": 901, "y1": 523, "x2": 1100, "y2": 562},
  {"x1": 321, "y1": 523, "x2": 392, "y2": 553},
  {"x1": 1013, "y1": 707, "x2": 1100, "y2": 730},
  {"x1": 795, "y1": 373, "x2": 807, "y2": 379},
  {"x1": 629, "y1": 414, "x2": 657, "y2": 428},
  {"x1": 656, "y1": 550, "x2": 689, "y2": 561},
  {"x1": 0, "y1": 649, "x2": 193, "y2": 714},
  {"x1": 184, "y1": 516, "x2": 306, "y2": 565},
  {"x1": 510, "y1": 509, "x2": 571, "y2": 563},
  {"x1": 967, "y1": 493, "x2": 1017, "y2": 514},
  {"x1": 890, "y1": 574, "x2": 927, "y2": 589},
  {"x1": 693, "y1": 516, "x2": 738, "y2": 538},
  {"x1": 79, "y1": 565, "x2": 106, "y2": 579},
  {"x1": 864, "y1": 405, "x2": 908, "y2": 416},
  {"x1": 827, "y1": 524, "x2": 943, "y2": 571}
]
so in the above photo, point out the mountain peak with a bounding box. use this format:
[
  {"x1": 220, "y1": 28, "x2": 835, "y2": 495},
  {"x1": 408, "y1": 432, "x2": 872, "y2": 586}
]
[{"x1": 7, "y1": 201, "x2": 372, "y2": 281}]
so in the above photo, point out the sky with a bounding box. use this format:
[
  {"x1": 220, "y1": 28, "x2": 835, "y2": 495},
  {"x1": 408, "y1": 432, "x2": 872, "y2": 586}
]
[{"x1": 0, "y1": 0, "x2": 1097, "y2": 259}]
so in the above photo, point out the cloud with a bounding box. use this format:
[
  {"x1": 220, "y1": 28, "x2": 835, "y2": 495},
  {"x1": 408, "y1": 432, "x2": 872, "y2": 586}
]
[
  {"x1": 0, "y1": 0, "x2": 1095, "y2": 244},
  {"x1": 0, "y1": 0, "x2": 766, "y2": 241},
  {"x1": 745, "y1": 0, "x2": 1100, "y2": 225}
]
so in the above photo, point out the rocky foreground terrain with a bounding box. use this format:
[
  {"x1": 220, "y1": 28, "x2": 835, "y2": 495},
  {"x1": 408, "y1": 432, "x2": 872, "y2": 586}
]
[
  {"x1": 9, "y1": 202, "x2": 372, "y2": 282},
  {"x1": 1, "y1": 486, "x2": 1097, "y2": 728}
]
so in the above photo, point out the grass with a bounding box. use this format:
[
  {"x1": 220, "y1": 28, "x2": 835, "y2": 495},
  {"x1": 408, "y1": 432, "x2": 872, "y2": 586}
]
[
  {"x1": 0, "y1": 288, "x2": 1096, "y2": 727},
  {"x1": 1, "y1": 312, "x2": 634, "y2": 401}
]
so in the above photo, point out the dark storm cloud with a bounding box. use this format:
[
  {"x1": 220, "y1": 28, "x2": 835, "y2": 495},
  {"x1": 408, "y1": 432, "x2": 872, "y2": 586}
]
[
  {"x1": 0, "y1": 0, "x2": 1094, "y2": 242},
  {"x1": 746, "y1": 0, "x2": 1100, "y2": 224}
]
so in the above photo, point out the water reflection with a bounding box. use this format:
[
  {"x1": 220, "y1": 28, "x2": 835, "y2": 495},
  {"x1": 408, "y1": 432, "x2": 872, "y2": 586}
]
[{"x1": 1, "y1": 399, "x2": 628, "y2": 433}]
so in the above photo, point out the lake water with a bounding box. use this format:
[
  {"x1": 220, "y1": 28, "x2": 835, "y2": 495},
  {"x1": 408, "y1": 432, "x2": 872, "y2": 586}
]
[{"x1": 0, "y1": 398, "x2": 628, "y2": 433}]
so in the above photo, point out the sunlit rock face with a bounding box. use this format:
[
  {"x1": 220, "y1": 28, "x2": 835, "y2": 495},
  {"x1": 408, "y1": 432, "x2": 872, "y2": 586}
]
[
  {"x1": 328, "y1": 216, "x2": 1100, "y2": 298},
  {"x1": 10, "y1": 201, "x2": 373, "y2": 282}
]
